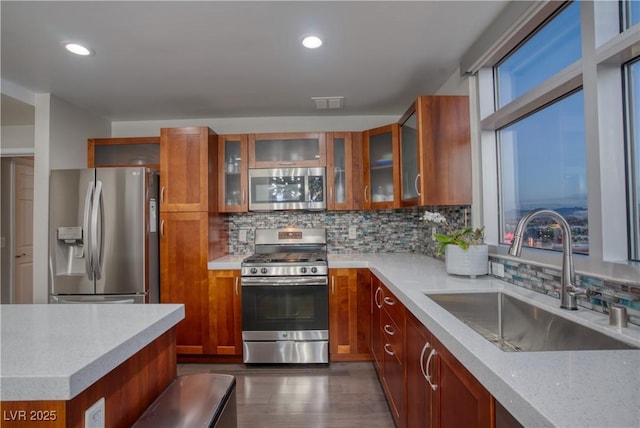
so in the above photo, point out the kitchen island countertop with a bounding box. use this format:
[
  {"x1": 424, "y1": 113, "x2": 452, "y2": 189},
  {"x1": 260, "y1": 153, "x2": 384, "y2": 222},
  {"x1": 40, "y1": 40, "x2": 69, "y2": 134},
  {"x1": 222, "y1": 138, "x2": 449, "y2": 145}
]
[
  {"x1": 209, "y1": 252, "x2": 640, "y2": 427},
  {"x1": 0, "y1": 303, "x2": 184, "y2": 401}
]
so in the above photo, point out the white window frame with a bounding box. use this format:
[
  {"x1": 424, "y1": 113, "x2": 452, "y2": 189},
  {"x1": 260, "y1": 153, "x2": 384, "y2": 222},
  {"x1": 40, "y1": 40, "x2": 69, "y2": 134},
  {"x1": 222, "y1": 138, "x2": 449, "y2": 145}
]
[{"x1": 470, "y1": 1, "x2": 640, "y2": 282}]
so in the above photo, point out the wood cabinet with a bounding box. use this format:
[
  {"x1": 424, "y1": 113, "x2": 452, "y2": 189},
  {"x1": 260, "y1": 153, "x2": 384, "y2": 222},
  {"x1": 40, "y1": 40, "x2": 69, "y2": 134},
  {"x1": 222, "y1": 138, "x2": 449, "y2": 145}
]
[
  {"x1": 159, "y1": 211, "x2": 209, "y2": 355},
  {"x1": 363, "y1": 124, "x2": 400, "y2": 209},
  {"x1": 218, "y1": 134, "x2": 248, "y2": 213},
  {"x1": 326, "y1": 132, "x2": 364, "y2": 210},
  {"x1": 406, "y1": 311, "x2": 493, "y2": 428},
  {"x1": 329, "y1": 269, "x2": 371, "y2": 361},
  {"x1": 87, "y1": 136, "x2": 160, "y2": 169},
  {"x1": 371, "y1": 275, "x2": 405, "y2": 428},
  {"x1": 160, "y1": 127, "x2": 217, "y2": 212},
  {"x1": 159, "y1": 126, "x2": 228, "y2": 358},
  {"x1": 248, "y1": 132, "x2": 326, "y2": 168},
  {"x1": 208, "y1": 270, "x2": 243, "y2": 358}
]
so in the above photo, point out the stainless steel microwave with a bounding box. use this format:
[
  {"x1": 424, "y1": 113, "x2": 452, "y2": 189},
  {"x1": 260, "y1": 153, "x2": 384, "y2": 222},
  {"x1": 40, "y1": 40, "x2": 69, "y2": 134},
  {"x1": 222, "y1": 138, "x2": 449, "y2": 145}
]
[{"x1": 248, "y1": 167, "x2": 326, "y2": 211}]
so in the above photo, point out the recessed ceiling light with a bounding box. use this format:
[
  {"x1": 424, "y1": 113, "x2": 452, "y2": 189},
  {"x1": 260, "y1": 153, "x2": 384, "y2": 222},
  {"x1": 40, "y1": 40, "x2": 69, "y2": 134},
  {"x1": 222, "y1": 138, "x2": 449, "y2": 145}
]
[
  {"x1": 302, "y1": 36, "x2": 323, "y2": 49},
  {"x1": 64, "y1": 43, "x2": 94, "y2": 56}
]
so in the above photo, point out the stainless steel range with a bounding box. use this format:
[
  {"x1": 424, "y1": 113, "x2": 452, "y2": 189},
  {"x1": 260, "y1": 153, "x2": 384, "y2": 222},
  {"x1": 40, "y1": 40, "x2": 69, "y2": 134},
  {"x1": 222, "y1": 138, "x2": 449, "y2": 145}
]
[{"x1": 241, "y1": 228, "x2": 328, "y2": 364}]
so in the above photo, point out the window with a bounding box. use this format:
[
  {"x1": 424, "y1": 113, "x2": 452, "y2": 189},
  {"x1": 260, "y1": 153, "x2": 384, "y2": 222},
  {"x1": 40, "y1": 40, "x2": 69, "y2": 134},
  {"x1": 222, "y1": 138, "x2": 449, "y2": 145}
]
[
  {"x1": 499, "y1": 91, "x2": 588, "y2": 254},
  {"x1": 624, "y1": 0, "x2": 640, "y2": 29},
  {"x1": 495, "y1": 2, "x2": 581, "y2": 108},
  {"x1": 625, "y1": 59, "x2": 640, "y2": 261}
]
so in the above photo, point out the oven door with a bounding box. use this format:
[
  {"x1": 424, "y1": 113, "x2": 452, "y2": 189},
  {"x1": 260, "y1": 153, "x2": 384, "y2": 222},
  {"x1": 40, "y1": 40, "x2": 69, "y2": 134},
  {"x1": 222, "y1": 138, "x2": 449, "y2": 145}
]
[{"x1": 241, "y1": 276, "x2": 328, "y2": 334}]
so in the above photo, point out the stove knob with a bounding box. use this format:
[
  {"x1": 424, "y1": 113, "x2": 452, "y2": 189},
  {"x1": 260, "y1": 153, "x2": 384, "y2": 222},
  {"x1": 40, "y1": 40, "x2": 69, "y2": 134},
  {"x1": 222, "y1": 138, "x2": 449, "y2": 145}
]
[
  {"x1": 300, "y1": 267, "x2": 307, "y2": 274},
  {"x1": 311, "y1": 267, "x2": 318, "y2": 273},
  {"x1": 250, "y1": 268, "x2": 258, "y2": 274},
  {"x1": 261, "y1": 267, "x2": 268, "y2": 274}
]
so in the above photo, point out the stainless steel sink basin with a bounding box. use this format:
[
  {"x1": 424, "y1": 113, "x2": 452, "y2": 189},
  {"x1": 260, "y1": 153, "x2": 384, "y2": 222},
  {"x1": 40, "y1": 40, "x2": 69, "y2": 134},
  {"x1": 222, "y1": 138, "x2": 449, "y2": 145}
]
[{"x1": 426, "y1": 292, "x2": 638, "y2": 352}]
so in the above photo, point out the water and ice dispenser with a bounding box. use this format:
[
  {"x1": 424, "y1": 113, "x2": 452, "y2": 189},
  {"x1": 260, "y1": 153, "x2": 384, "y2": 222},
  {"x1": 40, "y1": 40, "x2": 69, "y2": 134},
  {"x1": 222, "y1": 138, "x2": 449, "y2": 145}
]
[{"x1": 55, "y1": 226, "x2": 86, "y2": 275}]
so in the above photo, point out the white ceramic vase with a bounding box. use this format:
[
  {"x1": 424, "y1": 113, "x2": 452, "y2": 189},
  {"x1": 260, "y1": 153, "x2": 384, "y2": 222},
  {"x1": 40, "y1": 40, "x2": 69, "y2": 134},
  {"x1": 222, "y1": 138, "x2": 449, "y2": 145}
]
[{"x1": 444, "y1": 244, "x2": 489, "y2": 278}]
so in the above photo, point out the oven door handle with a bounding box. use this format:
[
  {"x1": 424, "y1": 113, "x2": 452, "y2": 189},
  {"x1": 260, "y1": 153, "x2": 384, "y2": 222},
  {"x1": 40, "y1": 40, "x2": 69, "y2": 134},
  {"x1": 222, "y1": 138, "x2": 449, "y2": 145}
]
[{"x1": 241, "y1": 277, "x2": 328, "y2": 287}]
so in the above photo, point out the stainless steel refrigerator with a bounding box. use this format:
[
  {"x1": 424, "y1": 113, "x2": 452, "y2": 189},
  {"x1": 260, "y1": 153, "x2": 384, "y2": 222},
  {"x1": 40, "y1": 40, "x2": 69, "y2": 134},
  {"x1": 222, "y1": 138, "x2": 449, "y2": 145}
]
[{"x1": 49, "y1": 167, "x2": 159, "y2": 303}]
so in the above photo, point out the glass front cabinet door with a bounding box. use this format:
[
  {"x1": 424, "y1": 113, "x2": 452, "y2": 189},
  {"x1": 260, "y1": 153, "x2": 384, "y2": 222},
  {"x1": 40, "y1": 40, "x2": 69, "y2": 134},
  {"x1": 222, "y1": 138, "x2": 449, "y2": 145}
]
[
  {"x1": 248, "y1": 132, "x2": 326, "y2": 168},
  {"x1": 218, "y1": 134, "x2": 248, "y2": 212},
  {"x1": 399, "y1": 103, "x2": 421, "y2": 206},
  {"x1": 363, "y1": 124, "x2": 400, "y2": 209},
  {"x1": 327, "y1": 132, "x2": 363, "y2": 210}
]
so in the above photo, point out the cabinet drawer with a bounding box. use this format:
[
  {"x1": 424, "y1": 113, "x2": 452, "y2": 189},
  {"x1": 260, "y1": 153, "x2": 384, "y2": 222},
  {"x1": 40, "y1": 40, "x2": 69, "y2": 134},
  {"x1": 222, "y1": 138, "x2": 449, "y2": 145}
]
[
  {"x1": 381, "y1": 308, "x2": 403, "y2": 362},
  {"x1": 380, "y1": 287, "x2": 404, "y2": 326}
]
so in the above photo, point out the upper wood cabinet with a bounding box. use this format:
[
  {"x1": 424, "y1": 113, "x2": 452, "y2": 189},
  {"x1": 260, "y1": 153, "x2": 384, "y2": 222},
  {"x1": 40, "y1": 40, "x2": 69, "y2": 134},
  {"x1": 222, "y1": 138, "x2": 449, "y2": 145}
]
[
  {"x1": 218, "y1": 134, "x2": 248, "y2": 213},
  {"x1": 160, "y1": 126, "x2": 217, "y2": 213},
  {"x1": 326, "y1": 132, "x2": 364, "y2": 210},
  {"x1": 88, "y1": 136, "x2": 160, "y2": 169},
  {"x1": 248, "y1": 132, "x2": 326, "y2": 168},
  {"x1": 421, "y1": 96, "x2": 471, "y2": 206},
  {"x1": 363, "y1": 124, "x2": 400, "y2": 209},
  {"x1": 399, "y1": 103, "x2": 420, "y2": 206}
]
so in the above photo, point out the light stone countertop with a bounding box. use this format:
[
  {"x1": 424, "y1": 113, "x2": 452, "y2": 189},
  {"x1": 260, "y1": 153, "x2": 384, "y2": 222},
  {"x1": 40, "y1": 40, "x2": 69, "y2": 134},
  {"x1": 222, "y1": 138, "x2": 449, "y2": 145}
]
[
  {"x1": 209, "y1": 252, "x2": 640, "y2": 427},
  {"x1": 0, "y1": 303, "x2": 184, "y2": 401}
]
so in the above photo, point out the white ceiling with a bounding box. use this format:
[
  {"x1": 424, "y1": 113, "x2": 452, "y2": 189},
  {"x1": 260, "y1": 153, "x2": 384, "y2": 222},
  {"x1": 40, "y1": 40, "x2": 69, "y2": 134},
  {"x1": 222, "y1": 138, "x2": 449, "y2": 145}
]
[{"x1": 1, "y1": 1, "x2": 508, "y2": 125}]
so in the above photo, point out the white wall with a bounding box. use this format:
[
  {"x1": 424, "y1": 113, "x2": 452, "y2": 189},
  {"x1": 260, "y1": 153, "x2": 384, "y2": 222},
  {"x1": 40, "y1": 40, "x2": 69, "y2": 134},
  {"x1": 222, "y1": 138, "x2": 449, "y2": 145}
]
[
  {"x1": 112, "y1": 115, "x2": 400, "y2": 136},
  {"x1": 1, "y1": 125, "x2": 35, "y2": 151},
  {"x1": 435, "y1": 66, "x2": 470, "y2": 96},
  {"x1": 32, "y1": 94, "x2": 111, "y2": 303}
]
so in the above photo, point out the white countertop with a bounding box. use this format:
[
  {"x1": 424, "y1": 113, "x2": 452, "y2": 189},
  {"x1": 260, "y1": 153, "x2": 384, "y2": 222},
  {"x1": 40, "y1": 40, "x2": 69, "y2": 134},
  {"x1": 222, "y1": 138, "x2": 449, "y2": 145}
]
[
  {"x1": 0, "y1": 303, "x2": 184, "y2": 401},
  {"x1": 209, "y1": 253, "x2": 640, "y2": 427}
]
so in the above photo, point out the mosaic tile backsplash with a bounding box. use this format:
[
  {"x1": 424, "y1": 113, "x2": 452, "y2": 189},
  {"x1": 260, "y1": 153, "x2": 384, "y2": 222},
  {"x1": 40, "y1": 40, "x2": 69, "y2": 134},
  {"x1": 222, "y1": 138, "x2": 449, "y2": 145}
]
[{"x1": 225, "y1": 205, "x2": 639, "y2": 326}]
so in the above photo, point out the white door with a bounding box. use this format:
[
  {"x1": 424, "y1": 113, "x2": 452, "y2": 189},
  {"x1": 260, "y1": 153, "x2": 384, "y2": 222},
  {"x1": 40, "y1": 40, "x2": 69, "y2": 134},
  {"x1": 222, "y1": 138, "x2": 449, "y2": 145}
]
[{"x1": 13, "y1": 158, "x2": 34, "y2": 304}]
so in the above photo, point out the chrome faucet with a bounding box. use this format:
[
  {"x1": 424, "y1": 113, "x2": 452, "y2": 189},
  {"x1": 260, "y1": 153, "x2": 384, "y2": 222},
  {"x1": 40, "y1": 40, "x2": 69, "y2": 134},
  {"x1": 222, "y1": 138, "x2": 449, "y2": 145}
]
[{"x1": 507, "y1": 208, "x2": 584, "y2": 310}]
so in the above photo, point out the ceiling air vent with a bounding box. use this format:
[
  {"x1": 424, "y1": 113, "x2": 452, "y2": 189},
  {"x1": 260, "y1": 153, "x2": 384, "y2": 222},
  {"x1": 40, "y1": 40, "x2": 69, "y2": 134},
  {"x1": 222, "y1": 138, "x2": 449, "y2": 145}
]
[{"x1": 312, "y1": 96, "x2": 344, "y2": 110}]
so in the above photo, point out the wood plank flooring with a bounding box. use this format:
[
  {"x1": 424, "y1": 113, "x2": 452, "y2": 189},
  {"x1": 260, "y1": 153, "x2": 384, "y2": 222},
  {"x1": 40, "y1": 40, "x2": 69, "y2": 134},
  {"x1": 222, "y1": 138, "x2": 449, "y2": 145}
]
[{"x1": 177, "y1": 362, "x2": 395, "y2": 428}]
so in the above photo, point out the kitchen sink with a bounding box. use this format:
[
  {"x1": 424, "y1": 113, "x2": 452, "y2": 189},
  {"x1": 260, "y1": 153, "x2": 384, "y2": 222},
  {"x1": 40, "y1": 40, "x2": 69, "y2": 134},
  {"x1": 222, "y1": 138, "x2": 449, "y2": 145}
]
[{"x1": 426, "y1": 292, "x2": 638, "y2": 352}]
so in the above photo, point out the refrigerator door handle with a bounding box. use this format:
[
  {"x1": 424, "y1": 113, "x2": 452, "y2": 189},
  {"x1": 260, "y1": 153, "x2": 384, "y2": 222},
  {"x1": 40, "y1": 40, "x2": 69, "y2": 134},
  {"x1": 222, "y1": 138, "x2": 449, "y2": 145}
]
[
  {"x1": 83, "y1": 181, "x2": 95, "y2": 280},
  {"x1": 91, "y1": 180, "x2": 105, "y2": 280}
]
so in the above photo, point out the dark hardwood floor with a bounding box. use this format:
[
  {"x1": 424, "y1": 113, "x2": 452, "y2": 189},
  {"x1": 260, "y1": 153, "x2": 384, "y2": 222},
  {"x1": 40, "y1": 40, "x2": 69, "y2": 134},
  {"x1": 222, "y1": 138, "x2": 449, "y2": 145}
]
[{"x1": 178, "y1": 361, "x2": 395, "y2": 428}]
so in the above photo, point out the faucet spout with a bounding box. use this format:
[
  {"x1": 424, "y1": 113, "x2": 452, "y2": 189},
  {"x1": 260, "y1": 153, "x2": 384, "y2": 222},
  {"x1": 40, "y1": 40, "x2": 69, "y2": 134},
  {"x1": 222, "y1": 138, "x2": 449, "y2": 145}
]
[{"x1": 507, "y1": 208, "x2": 581, "y2": 310}]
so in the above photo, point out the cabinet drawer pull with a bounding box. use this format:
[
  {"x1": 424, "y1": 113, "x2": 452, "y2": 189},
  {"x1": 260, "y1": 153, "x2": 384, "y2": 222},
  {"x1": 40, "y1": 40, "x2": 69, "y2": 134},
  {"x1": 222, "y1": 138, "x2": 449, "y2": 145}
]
[
  {"x1": 383, "y1": 296, "x2": 396, "y2": 306},
  {"x1": 425, "y1": 348, "x2": 438, "y2": 391},
  {"x1": 374, "y1": 287, "x2": 383, "y2": 308},
  {"x1": 383, "y1": 324, "x2": 395, "y2": 336},
  {"x1": 384, "y1": 343, "x2": 395, "y2": 356}
]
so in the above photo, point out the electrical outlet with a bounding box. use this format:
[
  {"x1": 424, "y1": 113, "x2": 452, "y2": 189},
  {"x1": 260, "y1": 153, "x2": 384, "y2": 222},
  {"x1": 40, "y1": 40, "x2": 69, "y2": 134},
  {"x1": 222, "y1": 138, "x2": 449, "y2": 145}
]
[
  {"x1": 239, "y1": 229, "x2": 248, "y2": 242},
  {"x1": 491, "y1": 262, "x2": 505, "y2": 278},
  {"x1": 431, "y1": 227, "x2": 437, "y2": 241},
  {"x1": 85, "y1": 397, "x2": 105, "y2": 428},
  {"x1": 348, "y1": 225, "x2": 357, "y2": 240}
]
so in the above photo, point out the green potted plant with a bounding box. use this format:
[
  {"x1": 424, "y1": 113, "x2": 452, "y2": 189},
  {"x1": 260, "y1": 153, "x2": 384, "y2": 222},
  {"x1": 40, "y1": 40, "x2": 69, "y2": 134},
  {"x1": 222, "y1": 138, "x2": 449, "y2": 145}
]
[{"x1": 422, "y1": 211, "x2": 488, "y2": 278}]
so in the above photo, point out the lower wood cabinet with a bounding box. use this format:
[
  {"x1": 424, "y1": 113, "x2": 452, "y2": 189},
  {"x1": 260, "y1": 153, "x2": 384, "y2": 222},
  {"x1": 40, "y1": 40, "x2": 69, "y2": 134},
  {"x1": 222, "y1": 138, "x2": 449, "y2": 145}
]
[
  {"x1": 328, "y1": 268, "x2": 372, "y2": 361},
  {"x1": 208, "y1": 270, "x2": 243, "y2": 358},
  {"x1": 371, "y1": 275, "x2": 406, "y2": 428},
  {"x1": 159, "y1": 211, "x2": 209, "y2": 355},
  {"x1": 406, "y1": 311, "x2": 493, "y2": 427}
]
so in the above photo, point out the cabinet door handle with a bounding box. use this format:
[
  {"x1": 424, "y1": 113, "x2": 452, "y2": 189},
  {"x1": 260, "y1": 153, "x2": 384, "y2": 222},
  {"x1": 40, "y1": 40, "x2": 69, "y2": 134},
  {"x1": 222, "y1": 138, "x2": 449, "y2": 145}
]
[
  {"x1": 383, "y1": 324, "x2": 395, "y2": 336},
  {"x1": 364, "y1": 185, "x2": 369, "y2": 203},
  {"x1": 383, "y1": 296, "x2": 396, "y2": 306},
  {"x1": 415, "y1": 173, "x2": 421, "y2": 196},
  {"x1": 419, "y1": 342, "x2": 431, "y2": 380},
  {"x1": 374, "y1": 287, "x2": 382, "y2": 308},
  {"x1": 425, "y1": 348, "x2": 438, "y2": 391},
  {"x1": 235, "y1": 277, "x2": 239, "y2": 296},
  {"x1": 278, "y1": 161, "x2": 295, "y2": 166},
  {"x1": 160, "y1": 186, "x2": 165, "y2": 204},
  {"x1": 160, "y1": 220, "x2": 165, "y2": 239},
  {"x1": 331, "y1": 276, "x2": 335, "y2": 294},
  {"x1": 384, "y1": 343, "x2": 395, "y2": 356}
]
